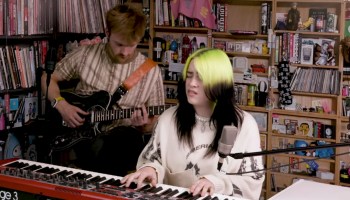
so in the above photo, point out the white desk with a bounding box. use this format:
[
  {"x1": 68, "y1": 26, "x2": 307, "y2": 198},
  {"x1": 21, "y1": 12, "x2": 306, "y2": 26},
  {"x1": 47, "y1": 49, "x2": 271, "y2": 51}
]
[{"x1": 268, "y1": 179, "x2": 350, "y2": 200}]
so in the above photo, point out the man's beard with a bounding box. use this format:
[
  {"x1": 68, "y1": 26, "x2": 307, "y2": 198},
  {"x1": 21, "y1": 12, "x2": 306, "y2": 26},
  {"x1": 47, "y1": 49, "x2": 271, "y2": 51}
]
[{"x1": 105, "y1": 43, "x2": 134, "y2": 64}]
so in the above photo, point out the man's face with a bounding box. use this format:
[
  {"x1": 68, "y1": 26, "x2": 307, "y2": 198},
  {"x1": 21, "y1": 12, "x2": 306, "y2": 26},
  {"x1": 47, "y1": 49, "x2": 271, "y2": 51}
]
[{"x1": 107, "y1": 32, "x2": 139, "y2": 64}]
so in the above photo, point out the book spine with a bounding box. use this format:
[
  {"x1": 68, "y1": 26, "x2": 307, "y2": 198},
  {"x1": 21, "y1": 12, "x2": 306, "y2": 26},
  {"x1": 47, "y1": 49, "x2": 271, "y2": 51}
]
[
  {"x1": 261, "y1": 3, "x2": 268, "y2": 35},
  {"x1": 0, "y1": 0, "x2": 3, "y2": 35},
  {"x1": 14, "y1": 45, "x2": 27, "y2": 88},
  {"x1": 23, "y1": 0, "x2": 28, "y2": 35},
  {"x1": 217, "y1": 3, "x2": 226, "y2": 32},
  {"x1": 162, "y1": 0, "x2": 169, "y2": 26}
]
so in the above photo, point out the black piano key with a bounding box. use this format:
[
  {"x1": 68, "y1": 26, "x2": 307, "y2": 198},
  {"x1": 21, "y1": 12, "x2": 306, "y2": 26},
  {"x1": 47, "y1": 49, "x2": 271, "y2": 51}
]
[
  {"x1": 201, "y1": 196, "x2": 212, "y2": 200},
  {"x1": 158, "y1": 188, "x2": 172, "y2": 195},
  {"x1": 6, "y1": 162, "x2": 30, "y2": 169},
  {"x1": 211, "y1": 197, "x2": 220, "y2": 200},
  {"x1": 56, "y1": 170, "x2": 74, "y2": 177},
  {"x1": 88, "y1": 176, "x2": 106, "y2": 183},
  {"x1": 148, "y1": 186, "x2": 163, "y2": 194},
  {"x1": 128, "y1": 182, "x2": 138, "y2": 189},
  {"x1": 70, "y1": 172, "x2": 93, "y2": 180},
  {"x1": 177, "y1": 191, "x2": 192, "y2": 199},
  {"x1": 22, "y1": 165, "x2": 42, "y2": 171},
  {"x1": 166, "y1": 189, "x2": 179, "y2": 197},
  {"x1": 35, "y1": 167, "x2": 60, "y2": 174},
  {"x1": 188, "y1": 194, "x2": 201, "y2": 200},
  {"x1": 102, "y1": 178, "x2": 122, "y2": 186},
  {"x1": 139, "y1": 184, "x2": 152, "y2": 191}
]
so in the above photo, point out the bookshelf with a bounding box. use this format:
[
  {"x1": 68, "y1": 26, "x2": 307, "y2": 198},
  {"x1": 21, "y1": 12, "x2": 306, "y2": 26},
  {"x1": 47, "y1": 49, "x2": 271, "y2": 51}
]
[
  {"x1": 151, "y1": 0, "x2": 349, "y2": 199},
  {"x1": 0, "y1": 0, "x2": 348, "y2": 199},
  {"x1": 269, "y1": 0, "x2": 345, "y2": 198}
]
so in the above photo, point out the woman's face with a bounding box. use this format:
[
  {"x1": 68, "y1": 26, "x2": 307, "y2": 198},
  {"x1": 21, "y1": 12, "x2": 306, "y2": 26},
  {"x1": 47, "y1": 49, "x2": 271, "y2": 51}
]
[{"x1": 185, "y1": 60, "x2": 211, "y2": 108}]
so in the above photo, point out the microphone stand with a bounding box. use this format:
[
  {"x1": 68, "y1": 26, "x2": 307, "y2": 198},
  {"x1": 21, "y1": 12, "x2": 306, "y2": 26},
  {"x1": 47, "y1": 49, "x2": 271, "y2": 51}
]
[
  {"x1": 230, "y1": 142, "x2": 350, "y2": 159},
  {"x1": 44, "y1": 47, "x2": 57, "y2": 116}
]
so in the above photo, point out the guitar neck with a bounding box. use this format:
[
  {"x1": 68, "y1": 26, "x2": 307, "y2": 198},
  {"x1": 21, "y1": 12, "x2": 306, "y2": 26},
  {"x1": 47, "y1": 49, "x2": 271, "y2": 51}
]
[{"x1": 91, "y1": 105, "x2": 172, "y2": 123}]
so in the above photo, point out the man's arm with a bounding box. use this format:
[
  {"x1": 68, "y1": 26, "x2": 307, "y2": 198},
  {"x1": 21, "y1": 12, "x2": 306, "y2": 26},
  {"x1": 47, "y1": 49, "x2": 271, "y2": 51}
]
[
  {"x1": 41, "y1": 71, "x2": 64, "y2": 103},
  {"x1": 41, "y1": 71, "x2": 89, "y2": 128}
]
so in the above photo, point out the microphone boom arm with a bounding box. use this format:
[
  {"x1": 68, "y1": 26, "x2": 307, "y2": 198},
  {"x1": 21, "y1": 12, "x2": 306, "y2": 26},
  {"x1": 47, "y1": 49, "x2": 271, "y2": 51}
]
[{"x1": 230, "y1": 142, "x2": 350, "y2": 159}]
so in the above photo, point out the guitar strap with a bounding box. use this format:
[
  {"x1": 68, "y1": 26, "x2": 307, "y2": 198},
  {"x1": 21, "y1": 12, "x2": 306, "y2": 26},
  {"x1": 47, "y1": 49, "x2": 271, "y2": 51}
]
[{"x1": 111, "y1": 58, "x2": 157, "y2": 104}]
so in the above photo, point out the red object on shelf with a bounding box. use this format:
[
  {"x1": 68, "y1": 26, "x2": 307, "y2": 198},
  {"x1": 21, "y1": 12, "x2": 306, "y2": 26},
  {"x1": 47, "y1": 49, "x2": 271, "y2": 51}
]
[{"x1": 181, "y1": 35, "x2": 190, "y2": 63}]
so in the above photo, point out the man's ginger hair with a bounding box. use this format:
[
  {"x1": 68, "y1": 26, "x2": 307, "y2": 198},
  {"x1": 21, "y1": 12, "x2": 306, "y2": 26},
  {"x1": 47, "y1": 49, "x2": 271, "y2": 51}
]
[{"x1": 106, "y1": 4, "x2": 146, "y2": 43}]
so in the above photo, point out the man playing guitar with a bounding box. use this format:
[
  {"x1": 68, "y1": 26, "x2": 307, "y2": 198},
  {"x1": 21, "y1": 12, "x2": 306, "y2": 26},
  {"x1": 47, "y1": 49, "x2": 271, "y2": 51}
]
[{"x1": 41, "y1": 3, "x2": 165, "y2": 176}]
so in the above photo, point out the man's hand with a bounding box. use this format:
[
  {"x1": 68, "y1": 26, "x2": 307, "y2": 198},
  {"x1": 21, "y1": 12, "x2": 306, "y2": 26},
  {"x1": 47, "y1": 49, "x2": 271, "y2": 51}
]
[
  {"x1": 121, "y1": 167, "x2": 157, "y2": 189},
  {"x1": 56, "y1": 100, "x2": 89, "y2": 128},
  {"x1": 130, "y1": 105, "x2": 149, "y2": 127}
]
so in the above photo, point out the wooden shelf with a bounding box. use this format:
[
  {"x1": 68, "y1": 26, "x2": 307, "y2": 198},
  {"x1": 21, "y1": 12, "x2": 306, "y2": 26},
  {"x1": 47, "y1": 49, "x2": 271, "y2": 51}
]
[
  {"x1": 272, "y1": 89, "x2": 339, "y2": 98},
  {"x1": 163, "y1": 80, "x2": 178, "y2": 85},
  {"x1": 273, "y1": 153, "x2": 335, "y2": 163},
  {"x1": 153, "y1": 26, "x2": 208, "y2": 34},
  {"x1": 289, "y1": 63, "x2": 339, "y2": 69},
  {"x1": 226, "y1": 51, "x2": 270, "y2": 59},
  {"x1": 212, "y1": 32, "x2": 268, "y2": 39},
  {"x1": 271, "y1": 109, "x2": 338, "y2": 120},
  {"x1": 271, "y1": 133, "x2": 336, "y2": 143},
  {"x1": 271, "y1": 172, "x2": 335, "y2": 184},
  {"x1": 0, "y1": 87, "x2": 37, "y2": 95},
  {"x1": 239, "y1": 105, "x2": 270, "y2": 113}
]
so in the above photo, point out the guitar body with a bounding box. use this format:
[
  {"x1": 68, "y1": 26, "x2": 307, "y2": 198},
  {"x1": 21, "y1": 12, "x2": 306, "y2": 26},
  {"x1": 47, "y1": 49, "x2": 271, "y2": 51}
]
[
  {"x1": 48, "y1": 91, "x2": 111, "y2": 151},
  {"x1": 49, "y1": 90, "x2": 172, "y2": 152}
]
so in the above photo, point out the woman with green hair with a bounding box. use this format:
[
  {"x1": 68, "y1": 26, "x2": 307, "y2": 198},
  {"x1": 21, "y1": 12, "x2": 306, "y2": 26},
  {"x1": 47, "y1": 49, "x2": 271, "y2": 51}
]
[{"x1": 122, "y1": 48, "x2": 265, "y2": 200}]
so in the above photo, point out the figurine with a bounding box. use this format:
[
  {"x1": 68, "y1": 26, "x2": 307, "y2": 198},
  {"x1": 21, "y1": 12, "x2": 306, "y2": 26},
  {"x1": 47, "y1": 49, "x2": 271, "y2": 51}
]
[
  {"x1": 262, "y1": 43, "x2": 269, "y2": 55},
  {"x1": 298, "y1": 17, "x2": 314, "y2": 31},
  {"x1": 286, "y1": 2, "x2": 300, "y2": 31}
]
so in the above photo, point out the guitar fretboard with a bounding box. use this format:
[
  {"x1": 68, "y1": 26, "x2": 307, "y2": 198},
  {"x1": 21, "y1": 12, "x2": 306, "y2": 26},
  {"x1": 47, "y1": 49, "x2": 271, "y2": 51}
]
[{"x1": 91, "y1": 105, "x2": 173, "y2": 123}]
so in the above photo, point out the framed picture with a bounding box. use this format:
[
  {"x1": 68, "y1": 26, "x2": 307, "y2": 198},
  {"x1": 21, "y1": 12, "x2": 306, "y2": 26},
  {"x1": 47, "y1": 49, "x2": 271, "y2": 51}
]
[
  {"x1": 226, "y1": 41, "x2": 235, "y2": 52},
  {"x1": 212, "y1": 40, "x2": 226, "y2": 51},
  {"x1": 234, "y1": 42, "x2": 243, "y2": 52},
  {"x1": 249, "y1": 111, "x2": 267, "y2": 131},
  {"x1": 213, "y1": 40, "x2": 227, "y2": 51},
  {"x1": 232, "y1": 56, "x2": 248, "y2": 72},
  {"x1": 241, "y1": 42, "x2": 251, "y2": 53},
  {"x1": 300, "y1": 44, "x2": 314, "y2": 64},
  {"x1": 285, "y1": 119, "x2": 298, "y2": 135}
]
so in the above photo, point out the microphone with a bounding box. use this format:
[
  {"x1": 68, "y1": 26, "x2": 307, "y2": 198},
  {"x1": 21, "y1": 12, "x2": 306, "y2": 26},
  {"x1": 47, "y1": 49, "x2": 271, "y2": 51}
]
[{"x1": 217, "y1": 125, "x2": 238, "y2": 171}]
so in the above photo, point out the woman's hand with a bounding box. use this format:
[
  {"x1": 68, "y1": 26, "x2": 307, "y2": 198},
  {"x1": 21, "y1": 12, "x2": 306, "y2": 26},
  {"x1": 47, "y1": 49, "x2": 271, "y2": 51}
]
[
  {"x1": 121, "y1": 166, "x2": 158, "y2": 189},
  {"x1": 190, "y1": 178, "x2": 215, "y2": 197}
]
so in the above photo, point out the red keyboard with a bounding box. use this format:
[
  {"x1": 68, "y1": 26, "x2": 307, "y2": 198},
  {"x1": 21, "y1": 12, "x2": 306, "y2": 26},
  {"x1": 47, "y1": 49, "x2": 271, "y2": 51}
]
[{"x1": 0, "y1": 159, "x2": 246, "y2": 200}]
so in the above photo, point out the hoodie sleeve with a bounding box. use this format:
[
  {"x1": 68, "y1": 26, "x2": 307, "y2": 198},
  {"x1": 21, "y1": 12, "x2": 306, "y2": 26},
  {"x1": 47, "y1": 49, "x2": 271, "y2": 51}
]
[{"x1": 135, "y1": 109, "x2": 172, "y2": 184}]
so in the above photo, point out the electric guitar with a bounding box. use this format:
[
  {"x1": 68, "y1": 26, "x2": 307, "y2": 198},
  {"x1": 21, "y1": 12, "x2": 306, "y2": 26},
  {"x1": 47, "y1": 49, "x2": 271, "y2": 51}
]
[{"x1": 49, "y1": 90, "x2": 172, "y2": 151}]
